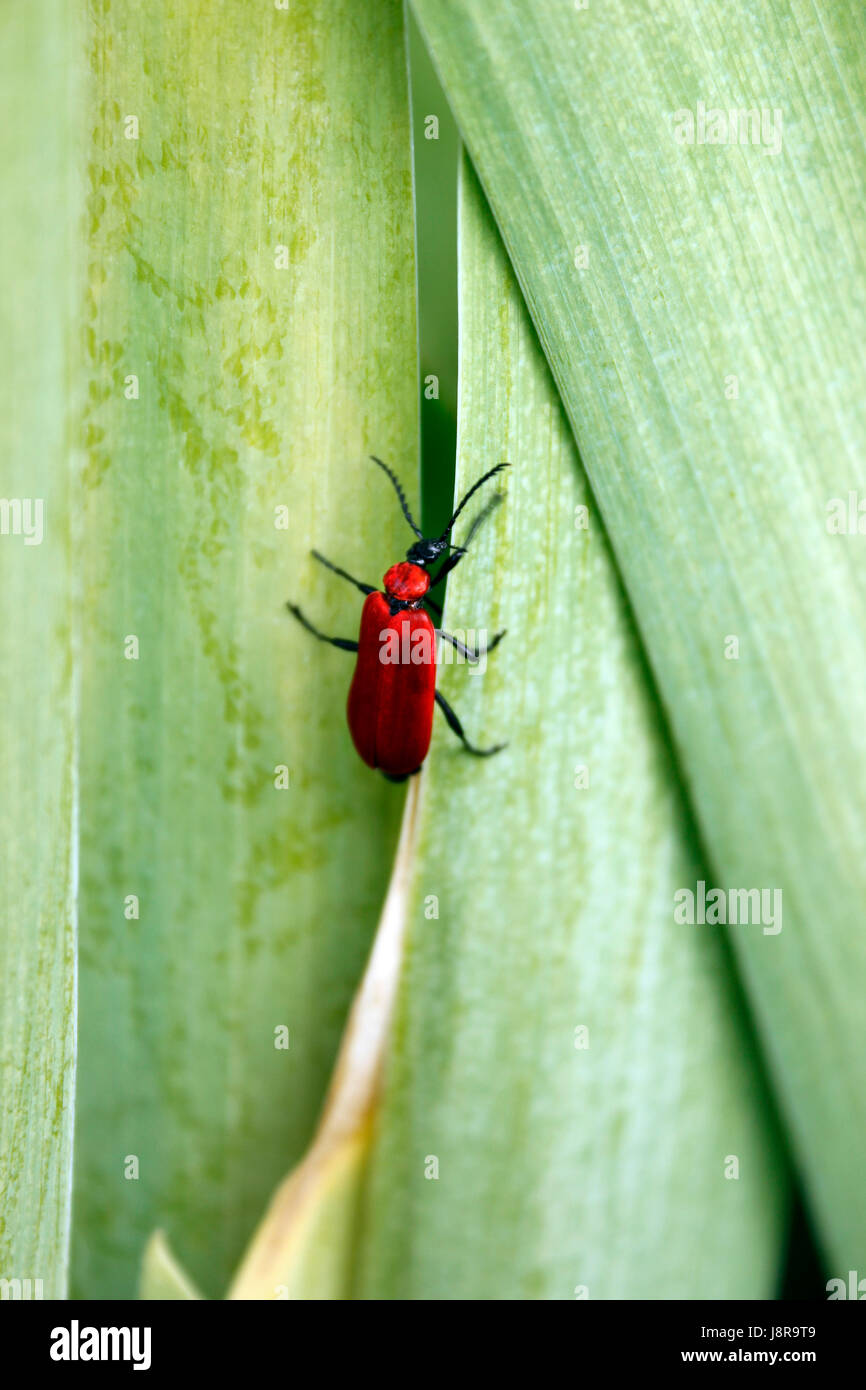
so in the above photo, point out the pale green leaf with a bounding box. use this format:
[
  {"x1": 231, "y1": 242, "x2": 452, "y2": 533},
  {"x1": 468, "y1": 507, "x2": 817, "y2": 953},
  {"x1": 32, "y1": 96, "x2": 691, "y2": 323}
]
[
  {"x1": 349, "y1": 158, "x2": 786, "y2": 1299},
  {"x1": 71, "y1": 0, "x2": 416, "y2": 1297},
  {"x1": 139, "y1": 1231, "x2": 202, "y2": 1300},
  {"x1": 0, "y1": 0, "x2": 83, "y2": 1301},
  {"x1": 413, "y1": 0, "x2": 866, "y2": 1268},
  {"x1": 228, "y1": 781, "x2": 422, "y2": 1301}
]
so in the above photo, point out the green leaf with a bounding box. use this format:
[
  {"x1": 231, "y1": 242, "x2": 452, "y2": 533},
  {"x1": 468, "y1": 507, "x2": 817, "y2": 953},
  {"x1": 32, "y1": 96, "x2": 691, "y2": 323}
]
[
  {"x1": 349, "y1": 158, "x2": 786, "y2": 1299},
  {"x1": 139, "y1": 1232, "x2": 202, "y2": 1300},
  {"x1": 407, "y1": 6, "x2": 460, "y2": 528},
  {"x1": 71, "y1": 0, "x2": 416, "y2": 1297},
  {"x1": 228, "y1": 781, "x2": 423, "y2": 1301},
  {"x1": 0, "y1": 0, "x2": 82, "y2": 1301},
  {"x1": 413, "y1": 0, "x2": 866, "y2": 1269}
]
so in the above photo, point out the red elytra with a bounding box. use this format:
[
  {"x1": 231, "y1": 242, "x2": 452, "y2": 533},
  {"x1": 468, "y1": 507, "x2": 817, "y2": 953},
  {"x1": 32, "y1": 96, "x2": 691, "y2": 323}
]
[
  {"x1": 287, "y1": 456, "x2": 509, "y2": 781},
  {"x1": 347, "y1": 570, "x2": 437, "y2": 777}
]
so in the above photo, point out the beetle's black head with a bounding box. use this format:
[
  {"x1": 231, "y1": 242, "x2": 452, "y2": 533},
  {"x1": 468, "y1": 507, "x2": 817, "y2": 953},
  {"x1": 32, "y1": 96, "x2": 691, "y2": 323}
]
[
  {"x1": 406, "y1": 537, "x2": 448, "y2": 567},
  {"x1": 370, "y1": 454, "x2": 509, "y2": 567}
]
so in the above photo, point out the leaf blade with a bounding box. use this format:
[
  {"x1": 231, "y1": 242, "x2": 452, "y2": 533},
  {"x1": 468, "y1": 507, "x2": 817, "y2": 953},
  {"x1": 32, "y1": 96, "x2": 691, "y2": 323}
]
[
  {"x1": 413, "y1": 0, "x2": 866, "y2": 1268},
  {"x1": 350, "y1": 158, "x2": 786, "y2": 1299},
  {"x1": 228, "y1": 779, "x2": 423, "y2": 1300},
  {"x1": 0, "y1": 0, "x2": 82, "y2": 1300},
  {"x1": 71, "y1": 0, "x2": 417, "y2": 1298},
  {"x1": 140, "y1": 1232, "x2": 203, "y2": 1300}
]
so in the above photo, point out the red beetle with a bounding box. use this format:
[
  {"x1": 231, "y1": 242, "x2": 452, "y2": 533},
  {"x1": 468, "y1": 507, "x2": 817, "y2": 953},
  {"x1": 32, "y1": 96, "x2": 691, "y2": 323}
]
[{"x1": 288, "y1": 456, "x2": 507, "y2": 781}]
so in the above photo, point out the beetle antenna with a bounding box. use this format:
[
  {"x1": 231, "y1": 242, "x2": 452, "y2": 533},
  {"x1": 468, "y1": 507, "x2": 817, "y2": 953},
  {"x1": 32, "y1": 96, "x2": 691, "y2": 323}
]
[
  {"x1": 458, "y1": 491, "x2": 503, "y2": 550},
  {"x1": 438, "y1": 463, "x2": 509, "y2": 541},
  {"x1": 370, "y1": 456, "x2": 423, "y2": 538}
]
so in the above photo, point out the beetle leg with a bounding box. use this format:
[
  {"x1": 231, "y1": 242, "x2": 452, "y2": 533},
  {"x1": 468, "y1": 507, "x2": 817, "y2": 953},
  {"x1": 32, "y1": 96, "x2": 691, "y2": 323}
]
[
  {"x1": 286, "y1": 603, "x2": 358, "y2": 652},
  {"x1": 426, "y1": 548, "x2": 464, "y2": 592},
  {"x1": 423, "y1": 595, "x2": 443, "y2": 619},
  {"x1": 438, "y1": 629, "x2": 507, "y2": 663},
  {"x1": 434, "y1": 690, "x2": 506, "y2": 757},
  {"x1": 311, "y1": 550, "x2": 376, "y2": 596}
]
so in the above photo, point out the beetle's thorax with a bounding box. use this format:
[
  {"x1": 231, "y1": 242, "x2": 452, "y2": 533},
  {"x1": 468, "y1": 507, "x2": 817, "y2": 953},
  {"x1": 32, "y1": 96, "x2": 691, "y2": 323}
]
[{"x1": 383, "y1": 561, "x2": 431, "y2": 605}]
